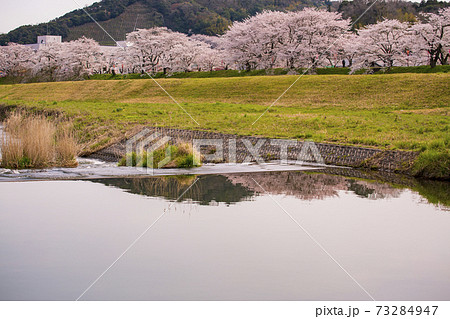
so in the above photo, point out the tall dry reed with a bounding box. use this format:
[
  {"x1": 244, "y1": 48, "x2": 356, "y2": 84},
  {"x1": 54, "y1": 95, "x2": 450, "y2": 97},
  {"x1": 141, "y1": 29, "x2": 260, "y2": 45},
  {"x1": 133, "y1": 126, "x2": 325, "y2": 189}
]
[
  {"x1": 0, "y1": 112, "x2": 79, "y2": 169},
  {"x1": 1, "y1": 135, "x2": 24, "y2": 169},
  {"x1": 55, "y1": 122, "x2": 79, "y2": 167},
  {"x1": 22, "y1": 115, "x2": 55, "y2": 167}
]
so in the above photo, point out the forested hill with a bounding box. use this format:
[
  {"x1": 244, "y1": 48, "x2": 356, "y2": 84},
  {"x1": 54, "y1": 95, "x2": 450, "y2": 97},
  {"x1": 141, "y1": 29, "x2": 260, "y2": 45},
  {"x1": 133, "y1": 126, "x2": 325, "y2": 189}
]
[
  {"x1": 1, "y1": 0, "x2": 449, "y2": 46},
  {"x1": 0, "y1": 0, "x2": 327, "y2": 45}
]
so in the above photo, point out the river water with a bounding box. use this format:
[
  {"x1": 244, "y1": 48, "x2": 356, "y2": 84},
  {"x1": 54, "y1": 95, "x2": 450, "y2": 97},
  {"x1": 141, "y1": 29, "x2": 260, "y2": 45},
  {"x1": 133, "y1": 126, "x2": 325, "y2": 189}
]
[{"x1": 0, "y1": 168, "x2": 449, "y2": 301}]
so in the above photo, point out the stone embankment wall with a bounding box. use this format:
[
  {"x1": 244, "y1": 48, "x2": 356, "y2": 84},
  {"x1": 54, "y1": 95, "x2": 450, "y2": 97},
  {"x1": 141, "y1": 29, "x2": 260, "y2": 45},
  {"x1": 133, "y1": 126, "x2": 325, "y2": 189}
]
[{"x1": 92, "y1": 127, "x2": 419, "y2": 173}]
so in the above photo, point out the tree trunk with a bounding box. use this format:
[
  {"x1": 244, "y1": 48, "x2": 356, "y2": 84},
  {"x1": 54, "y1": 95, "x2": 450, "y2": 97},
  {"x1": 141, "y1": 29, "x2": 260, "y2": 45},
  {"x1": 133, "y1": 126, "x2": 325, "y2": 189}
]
[
  {"x1": 430, "y1": 46, "x2": 442, "y2": 68},
  {"x1": 438, "y1": 52, "x2": 449, "y2": 65},
  {"x1": 430, "y1": 56, "x2": 437, "y2": 68}
]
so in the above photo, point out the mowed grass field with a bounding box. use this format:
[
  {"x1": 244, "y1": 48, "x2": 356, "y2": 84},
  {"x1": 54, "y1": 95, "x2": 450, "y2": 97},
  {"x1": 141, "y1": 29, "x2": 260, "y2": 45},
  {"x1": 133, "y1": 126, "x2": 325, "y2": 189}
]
[{"x1": 0, "y1": 73, "x2": 448, "y2": 155}]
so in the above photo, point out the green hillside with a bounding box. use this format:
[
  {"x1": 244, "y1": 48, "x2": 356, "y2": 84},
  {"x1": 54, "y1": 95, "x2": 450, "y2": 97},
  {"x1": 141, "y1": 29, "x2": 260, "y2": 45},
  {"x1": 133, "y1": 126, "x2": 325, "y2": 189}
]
[
  {"x1": 0, "y1": 0, "x2": 325, "y2": 46},
  {"x1": 66, "y1": 2, "x2": 161, "y2": 45}
]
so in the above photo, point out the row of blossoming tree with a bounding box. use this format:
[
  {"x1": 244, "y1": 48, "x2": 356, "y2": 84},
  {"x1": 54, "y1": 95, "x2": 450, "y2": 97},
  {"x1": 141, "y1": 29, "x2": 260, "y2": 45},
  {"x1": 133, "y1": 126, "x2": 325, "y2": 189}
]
[{"x1": 1, "y1": 7, "x2": 449, "y2": 81}]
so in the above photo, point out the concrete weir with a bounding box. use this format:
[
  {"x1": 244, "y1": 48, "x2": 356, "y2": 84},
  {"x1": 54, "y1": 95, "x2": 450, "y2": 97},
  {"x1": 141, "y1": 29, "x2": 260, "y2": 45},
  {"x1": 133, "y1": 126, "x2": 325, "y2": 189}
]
[{"x1": 92, "y1": 127, "x2": 419, "y2": 174}]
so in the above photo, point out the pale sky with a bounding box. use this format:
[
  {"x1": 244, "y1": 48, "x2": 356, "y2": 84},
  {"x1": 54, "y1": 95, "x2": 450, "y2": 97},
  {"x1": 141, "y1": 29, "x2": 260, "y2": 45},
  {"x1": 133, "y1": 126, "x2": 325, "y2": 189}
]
[{"x1": 0, "y1": 0, "x2": 99, "y2": 34}]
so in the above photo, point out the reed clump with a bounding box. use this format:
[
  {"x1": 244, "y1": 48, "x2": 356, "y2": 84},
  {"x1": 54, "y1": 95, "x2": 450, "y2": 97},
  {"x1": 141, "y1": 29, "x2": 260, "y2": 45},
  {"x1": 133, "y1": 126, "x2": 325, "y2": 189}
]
[
  {"x1": 55, "y1": 122, "x2": 79, "y2": 167},
  {"x1": 0, "y1": 112, "x2": 79, "y2": 169},
  {"x1": 118, "y1": 142, "x2": 201, "y2": 169}
]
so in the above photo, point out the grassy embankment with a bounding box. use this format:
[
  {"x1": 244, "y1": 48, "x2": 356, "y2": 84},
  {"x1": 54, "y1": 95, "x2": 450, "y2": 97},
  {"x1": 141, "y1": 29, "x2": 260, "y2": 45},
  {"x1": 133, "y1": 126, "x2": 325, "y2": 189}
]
[{"x1": 0, "y1": 73, "x2": 448, "y2": 177}]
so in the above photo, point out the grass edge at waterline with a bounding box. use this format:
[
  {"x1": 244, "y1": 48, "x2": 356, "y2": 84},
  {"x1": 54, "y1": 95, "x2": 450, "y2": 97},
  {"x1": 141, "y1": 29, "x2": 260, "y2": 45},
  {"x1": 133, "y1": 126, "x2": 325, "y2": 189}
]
[{"x1": 412, "y1": 149, "x2": 450, "y2": 180}]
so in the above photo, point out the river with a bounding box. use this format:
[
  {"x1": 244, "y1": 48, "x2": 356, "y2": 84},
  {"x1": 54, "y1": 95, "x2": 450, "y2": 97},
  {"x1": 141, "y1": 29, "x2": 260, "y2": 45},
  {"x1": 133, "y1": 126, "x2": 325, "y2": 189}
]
[{"x1": 0, "y1": 168, "x2": 449, "y2": 301}]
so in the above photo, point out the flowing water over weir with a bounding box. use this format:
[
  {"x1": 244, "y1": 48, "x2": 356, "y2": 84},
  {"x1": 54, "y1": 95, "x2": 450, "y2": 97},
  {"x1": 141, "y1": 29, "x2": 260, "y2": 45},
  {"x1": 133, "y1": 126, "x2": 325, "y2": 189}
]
[{"x1": 0, "y1": 159, "x2": 325, "y2": 180}]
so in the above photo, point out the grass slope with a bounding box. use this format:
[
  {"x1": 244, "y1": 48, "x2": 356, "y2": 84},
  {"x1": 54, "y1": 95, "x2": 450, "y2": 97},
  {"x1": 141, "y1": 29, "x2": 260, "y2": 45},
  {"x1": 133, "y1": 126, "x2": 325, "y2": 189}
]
[{"x1": 0, "y1": 74, "x2": 448, "y2": 159}]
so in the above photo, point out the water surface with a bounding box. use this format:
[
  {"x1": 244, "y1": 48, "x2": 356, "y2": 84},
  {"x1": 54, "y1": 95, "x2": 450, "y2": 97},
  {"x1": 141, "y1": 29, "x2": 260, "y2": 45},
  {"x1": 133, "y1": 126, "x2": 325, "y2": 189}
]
[{"x1": 0, "y1": 171, "x2": 449, "y2": 301}]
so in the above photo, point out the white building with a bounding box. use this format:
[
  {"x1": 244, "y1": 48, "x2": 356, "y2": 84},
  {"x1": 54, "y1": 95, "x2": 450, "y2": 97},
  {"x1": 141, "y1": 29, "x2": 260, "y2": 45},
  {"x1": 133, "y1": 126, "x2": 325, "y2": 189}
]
[
  {"x1": 25, "y1": 35, "x2": 129, "y2": 52},
  {"x1": 24, "y1": 35, "x2": 62, "y2": 50},
  {"x1": 37, "y1": 35, "x2": 62, "y2": 45}
]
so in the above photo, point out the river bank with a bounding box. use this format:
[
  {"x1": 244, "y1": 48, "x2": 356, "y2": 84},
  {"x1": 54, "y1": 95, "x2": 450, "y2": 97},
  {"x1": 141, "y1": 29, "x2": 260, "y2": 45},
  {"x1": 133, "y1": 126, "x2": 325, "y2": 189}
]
[
  {"x1": 0, "y1": 72, "x2": 448, "y2": 179},
  {"x1": 92, "y1": 126, "x2": 428, "y2": 178},
  {"x1": 1, "y1": 109, "x2": 448, "y2": 180}
]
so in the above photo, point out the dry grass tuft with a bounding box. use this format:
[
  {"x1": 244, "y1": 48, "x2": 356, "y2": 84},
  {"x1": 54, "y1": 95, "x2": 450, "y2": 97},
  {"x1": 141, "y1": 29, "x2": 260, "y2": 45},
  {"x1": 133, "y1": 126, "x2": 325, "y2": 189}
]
[
  {"x1": 0, "y1": 112, "x2": 79, "y2": 169},
  {"x1": 21, "y1": 115, "x2": 55, "y2": 167},
  {"x1": 4, "y1": 112, "x2": 23, "y2": 136},
  {"x1": 1, "y1": 136, "x2": 24, "y2": 169},
  {"x1": 55, "y1": 122, "x2": 79, "y2": 167}
]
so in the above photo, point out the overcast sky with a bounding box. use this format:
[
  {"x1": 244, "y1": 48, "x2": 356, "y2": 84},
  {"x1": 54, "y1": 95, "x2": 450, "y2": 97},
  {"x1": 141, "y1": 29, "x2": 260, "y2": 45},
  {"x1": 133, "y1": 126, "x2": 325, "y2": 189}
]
[{"x1": 0, "y1": 0, "x2": 99, "y2": 34}]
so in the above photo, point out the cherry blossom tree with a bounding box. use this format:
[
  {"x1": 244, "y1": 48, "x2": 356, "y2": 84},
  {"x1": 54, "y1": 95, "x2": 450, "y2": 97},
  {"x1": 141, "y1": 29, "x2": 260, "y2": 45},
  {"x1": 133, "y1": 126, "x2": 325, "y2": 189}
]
[
  {"x1": 190, "y1": 34, "x2": 227, "y2": 71},
  {"x1": 126, "y1": 27, "x2": 191, "y2": 74},
  {"x1": 339, "y1": 33, "x2": 361, "y2": 67},
  {"x1": 0, "y1": 43, "x2": 36, "y2": 78},
  {"x1": 126, "y1": 28, "x2": 166, "y2": 74},
  {"x1": 243, "y1": 11, "x2": 290, "y2": 70},
  {"x1": 222, "y1": 9, "x2": 350, "y2": 71},
  {"x1": 100, "y1": 46, "x2": 121, "y2": 75},
  {"x1": 199, "y1": 47, "x2": 226, "y2": 71},
  {"x1": 352, "y1": 19, "x2": 412, "y2": 71},
  {"x1": 189, "y1": 34, "x2": 223, "y2": 49},
  {"x1": 281, "y1": 9, "x2": 351, "y2": 71},
  {"x1": 222, "y1": 15, "x2": 267, "y2": 71},
  {"x1": 411, "y1": 8, "x2": 450, "y2": 67},
  {"x1": 64, "y1": 37, "x2": 103, "y2": 78},
  {"x1": 33, "y1": 42, "x2": 66, "y2": 80},
  {"x1": 33, "y1": 37, "x2": 102, "y2": 80},
  {"x1": 170, "y1": 39, "x2": 211, "y2": 72}
]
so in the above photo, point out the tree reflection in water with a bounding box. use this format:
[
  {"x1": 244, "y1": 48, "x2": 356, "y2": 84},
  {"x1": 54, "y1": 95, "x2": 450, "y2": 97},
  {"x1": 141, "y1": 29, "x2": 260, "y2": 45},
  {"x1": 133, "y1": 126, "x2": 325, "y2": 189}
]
[
  {"x1": 91, "y1": 171, "x2": 449, "y2": 208},
  {"x1": 94, "y1": 175, "x2": 255, "y2": 206}
]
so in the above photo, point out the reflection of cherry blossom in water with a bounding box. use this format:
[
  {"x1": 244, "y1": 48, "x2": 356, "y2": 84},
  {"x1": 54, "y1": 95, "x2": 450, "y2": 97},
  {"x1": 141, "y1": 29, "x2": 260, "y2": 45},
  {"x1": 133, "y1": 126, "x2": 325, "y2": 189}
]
[{"x1": 226, "y1": 171, "x2": 402, "y2": 201}]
